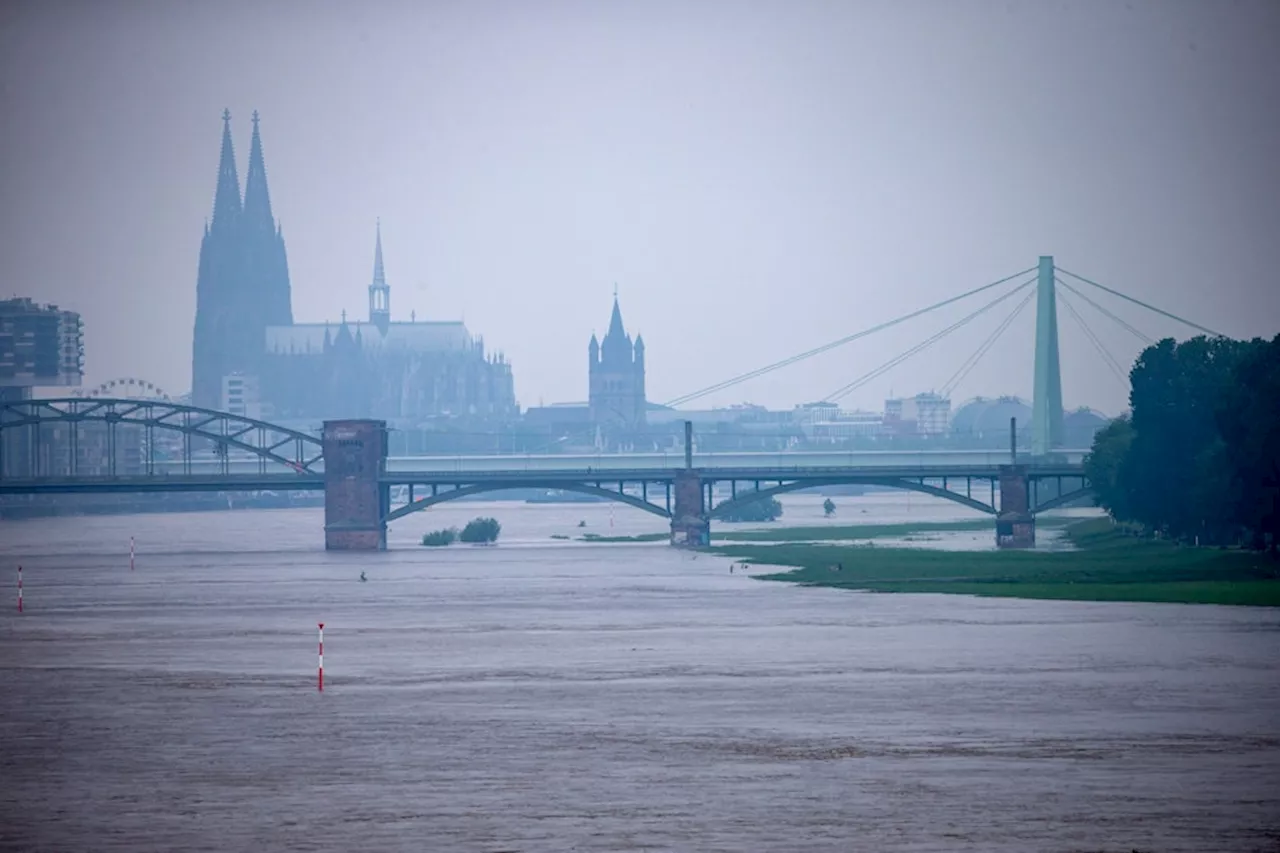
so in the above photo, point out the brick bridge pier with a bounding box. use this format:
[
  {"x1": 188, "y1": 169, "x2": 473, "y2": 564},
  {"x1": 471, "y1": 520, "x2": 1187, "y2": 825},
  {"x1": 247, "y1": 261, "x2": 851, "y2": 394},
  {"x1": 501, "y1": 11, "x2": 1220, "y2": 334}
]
[
  {"x1": 669, "y1": 420, "x2": 711, "y2": 547},
  {"x1": 323, "y1": 419, "x2": 390, "y2": 551},
  {"x1": 995, "y1": 418, "x2": 1035, "y2": 548}
]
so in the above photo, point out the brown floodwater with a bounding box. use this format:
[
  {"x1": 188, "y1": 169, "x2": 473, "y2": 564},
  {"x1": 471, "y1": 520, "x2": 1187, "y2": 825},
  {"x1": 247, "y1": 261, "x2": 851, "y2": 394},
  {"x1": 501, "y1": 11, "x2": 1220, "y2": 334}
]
[{"x1": 1, "y1": 499, "x2": 1278, "y2": 852}]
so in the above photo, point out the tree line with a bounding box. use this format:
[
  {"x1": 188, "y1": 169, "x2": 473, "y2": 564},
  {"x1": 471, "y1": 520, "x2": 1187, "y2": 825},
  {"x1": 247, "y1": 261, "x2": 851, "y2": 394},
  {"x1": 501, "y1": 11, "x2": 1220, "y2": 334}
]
[{"x1": 1084, "y1": 334, "x2": 1279, "y2": 552}]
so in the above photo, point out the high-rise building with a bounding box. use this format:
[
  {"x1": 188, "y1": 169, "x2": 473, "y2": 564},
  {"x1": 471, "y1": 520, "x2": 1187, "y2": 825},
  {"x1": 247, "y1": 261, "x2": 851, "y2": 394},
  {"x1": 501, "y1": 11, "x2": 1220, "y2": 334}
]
[
  {"x1": 588, "y1": 295, "x2": 646, "y2": 429},
  {"x1": 0, "y1": 297, "x2": 84, "y2": 402},
  {"x1": 884, "y1": 392, "x2": 951, "y2": 437},
  {"x1": 191, "y1": 110, "x2": 292, "y2": 409}
]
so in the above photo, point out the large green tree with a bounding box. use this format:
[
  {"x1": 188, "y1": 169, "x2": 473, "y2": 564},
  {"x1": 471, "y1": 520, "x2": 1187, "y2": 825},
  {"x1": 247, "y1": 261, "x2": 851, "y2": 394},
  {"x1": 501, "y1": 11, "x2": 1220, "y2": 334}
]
[
  {"x1": 1083, "y1": 414, "x2": 1134, "y2": 522},
  {"x1": 1122, "y1": 336, "x2": 1249, "y2": 542},
  {"x1": 1217, "y1": 334, "x2": 1280, "y2": 553}
]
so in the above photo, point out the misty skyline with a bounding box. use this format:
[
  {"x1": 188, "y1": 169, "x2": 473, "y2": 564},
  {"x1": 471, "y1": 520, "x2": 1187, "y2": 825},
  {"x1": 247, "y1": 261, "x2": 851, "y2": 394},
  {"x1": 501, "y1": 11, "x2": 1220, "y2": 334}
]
[{"x1": 3, "y1": 0, "x2": 1278, "y2": 416}]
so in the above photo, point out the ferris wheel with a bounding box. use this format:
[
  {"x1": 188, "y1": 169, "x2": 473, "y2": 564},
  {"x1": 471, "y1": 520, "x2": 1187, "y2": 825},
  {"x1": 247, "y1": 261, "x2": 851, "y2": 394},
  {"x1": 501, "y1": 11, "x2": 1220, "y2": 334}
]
[{"x1": 76, "y1": 377, "x2": 171, "y2": 401}]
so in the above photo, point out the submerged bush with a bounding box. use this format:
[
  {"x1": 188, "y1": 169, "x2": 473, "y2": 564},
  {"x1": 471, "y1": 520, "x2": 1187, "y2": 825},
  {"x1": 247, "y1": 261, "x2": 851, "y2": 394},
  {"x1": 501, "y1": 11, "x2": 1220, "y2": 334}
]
[
  {"x1": 721, "y1": 497, "x2": 783, "y2": 523},
  {"x1": 460, "y1": 517, "x2": 502, "y2": 544},
  {"x1": 421, "y1": 527, "x2": 459, "y2": 547}
]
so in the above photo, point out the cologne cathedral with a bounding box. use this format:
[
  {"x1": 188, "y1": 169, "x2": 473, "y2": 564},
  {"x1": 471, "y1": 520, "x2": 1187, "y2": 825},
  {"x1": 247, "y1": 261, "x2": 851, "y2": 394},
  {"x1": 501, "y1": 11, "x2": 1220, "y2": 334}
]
[{"x1": 189, "y1": 111, "x2": 517, "y2": 426}]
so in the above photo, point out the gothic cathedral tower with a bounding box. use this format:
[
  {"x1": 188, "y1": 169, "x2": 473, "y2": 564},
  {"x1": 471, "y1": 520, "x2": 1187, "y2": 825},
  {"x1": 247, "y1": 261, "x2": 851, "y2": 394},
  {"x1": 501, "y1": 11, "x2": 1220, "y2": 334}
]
[
  {"x1": 191, "y1": 110, "x2": 293, "y2": 409},
  {"x1": 588, "y1": 294, "x2": 646, "y2": 429}
]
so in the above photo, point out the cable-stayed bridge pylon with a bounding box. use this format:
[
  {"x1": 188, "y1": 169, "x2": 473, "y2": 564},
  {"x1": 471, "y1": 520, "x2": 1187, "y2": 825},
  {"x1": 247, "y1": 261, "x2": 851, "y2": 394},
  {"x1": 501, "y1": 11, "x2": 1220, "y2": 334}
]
[{"x1": 663, "y1": 255, "x2": 1221, "y2": 458}]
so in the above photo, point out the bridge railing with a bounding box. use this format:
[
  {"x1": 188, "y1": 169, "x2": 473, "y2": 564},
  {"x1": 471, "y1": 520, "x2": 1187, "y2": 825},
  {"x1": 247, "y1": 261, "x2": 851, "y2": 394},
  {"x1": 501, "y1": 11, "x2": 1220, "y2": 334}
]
[{"x1": 382, "y1": 448, "x2": 1089, "y2": 476}]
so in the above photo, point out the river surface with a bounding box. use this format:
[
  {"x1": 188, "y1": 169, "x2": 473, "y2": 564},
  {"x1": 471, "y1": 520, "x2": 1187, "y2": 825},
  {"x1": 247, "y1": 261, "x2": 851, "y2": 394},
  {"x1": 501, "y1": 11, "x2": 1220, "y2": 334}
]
[{"x1": 2, "y1": 495, "x2": 1278, "y2": 852}]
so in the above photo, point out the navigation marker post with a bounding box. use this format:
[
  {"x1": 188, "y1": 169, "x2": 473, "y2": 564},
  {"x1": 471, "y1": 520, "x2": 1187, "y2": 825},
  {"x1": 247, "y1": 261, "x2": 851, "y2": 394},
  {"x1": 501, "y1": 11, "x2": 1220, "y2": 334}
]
[
  {"x1": 130, "y1": 537, "x2": 135, "y2": 571},
  {"x1": 17, "y1": 566, "x2": 22, "y2": 613},
  {"x1": 318, "y1": 622, "x2": 325, "y2": 692}
]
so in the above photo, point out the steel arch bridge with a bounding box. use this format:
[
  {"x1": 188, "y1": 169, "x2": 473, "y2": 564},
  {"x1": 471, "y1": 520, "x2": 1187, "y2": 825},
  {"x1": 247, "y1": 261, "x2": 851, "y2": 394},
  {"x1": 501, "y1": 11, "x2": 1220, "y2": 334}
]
[
  {"x1": 382, "y1": 471, "x2": 1093, "y2": 523},
  {"x1": 0, "y1": 397, "x2": 323, "y2": 480}
]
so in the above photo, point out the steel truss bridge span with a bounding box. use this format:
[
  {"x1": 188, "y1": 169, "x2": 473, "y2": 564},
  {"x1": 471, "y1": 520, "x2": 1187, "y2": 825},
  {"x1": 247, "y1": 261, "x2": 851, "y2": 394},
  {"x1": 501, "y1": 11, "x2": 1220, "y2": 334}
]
[{"x1": 0, "y1": 397, "x2": 323, "y2": 480}]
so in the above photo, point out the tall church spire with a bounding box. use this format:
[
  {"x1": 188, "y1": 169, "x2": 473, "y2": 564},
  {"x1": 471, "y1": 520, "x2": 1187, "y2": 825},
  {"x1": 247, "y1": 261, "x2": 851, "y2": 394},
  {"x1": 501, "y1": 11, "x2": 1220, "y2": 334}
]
[
  {"x1": 211, "y1": 108, "x2": 241, "y2": 230},
  {"x1": 372, "y1": 219, "x2": 386, "y2": 286},
  {"x1": 243, "y1": 110, "x2": 275, "y2": 233},
  {"x1": 369, "y1": 219, "x2": 390, "y2": 334},
  {"x1": 606, "y1": 294, "x2": 626, "y2": 341}
]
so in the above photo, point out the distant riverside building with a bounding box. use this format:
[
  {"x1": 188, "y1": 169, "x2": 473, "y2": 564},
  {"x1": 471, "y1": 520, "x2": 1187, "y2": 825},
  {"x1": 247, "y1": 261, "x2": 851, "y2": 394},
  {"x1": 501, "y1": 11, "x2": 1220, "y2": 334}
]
[
  {"x1": 949, "y1": 396, "x2": 1031, "y2": 442},
  {"x1": 884, "y1": 392, "x2": 950, "y2": 437},
  {"x1": 799, "y1": 410, "x2": 884, "y2": 444},
  {"x1": 948, "y1": 396, "x2": 1108, "y2": 449},
  {"x1": 0, "y1": 297, "x2": 84, "y2": 402},
  {"x1": 188, "y1": 110, "x2": 516, "y2": 425},
  {"x1": 221, "y1": 372, "x2": 262, "y2": 420}
]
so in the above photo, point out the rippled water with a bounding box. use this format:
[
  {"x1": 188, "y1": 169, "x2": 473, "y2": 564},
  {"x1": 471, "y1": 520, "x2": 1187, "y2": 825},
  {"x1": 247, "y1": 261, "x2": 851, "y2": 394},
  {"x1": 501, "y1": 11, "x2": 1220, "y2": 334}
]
[{"x1": 2, "y1": 496, "x2": 1278, "y2": 852}]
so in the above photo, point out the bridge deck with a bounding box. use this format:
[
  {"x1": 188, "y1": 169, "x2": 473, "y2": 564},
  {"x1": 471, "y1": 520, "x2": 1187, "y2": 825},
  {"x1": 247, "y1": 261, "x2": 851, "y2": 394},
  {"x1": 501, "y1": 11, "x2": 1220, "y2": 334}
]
[{"x1": 8, "y1": 449, "x2": 1086, "y2": 482}]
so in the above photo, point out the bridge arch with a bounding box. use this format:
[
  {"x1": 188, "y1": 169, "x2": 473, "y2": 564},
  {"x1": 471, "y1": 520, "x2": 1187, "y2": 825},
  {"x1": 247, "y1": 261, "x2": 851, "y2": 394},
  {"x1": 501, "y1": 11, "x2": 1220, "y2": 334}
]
[
  {"x1": 386, "y1": 481, "x2": 672, "y2": 523},
  {"x1": 708, "y1": 477, "x2": 998, "y2": 519},
  {"x1": 1030, "y1": 486, "x2": 1095, "y2": 513},
  {"x1": 0, "y1": 397, "x2": 323, "y2": 475}
]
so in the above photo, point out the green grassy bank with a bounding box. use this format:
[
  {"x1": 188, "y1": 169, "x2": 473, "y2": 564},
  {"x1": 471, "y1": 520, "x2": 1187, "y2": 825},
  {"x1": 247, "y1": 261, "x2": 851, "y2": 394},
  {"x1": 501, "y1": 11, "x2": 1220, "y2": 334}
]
[
  {"x1": 571, "y1": 519, "x2": 1005, "y2": 545},
  {"x1": 714, "y1": 518, "x2": 1280, "y2": 607}
]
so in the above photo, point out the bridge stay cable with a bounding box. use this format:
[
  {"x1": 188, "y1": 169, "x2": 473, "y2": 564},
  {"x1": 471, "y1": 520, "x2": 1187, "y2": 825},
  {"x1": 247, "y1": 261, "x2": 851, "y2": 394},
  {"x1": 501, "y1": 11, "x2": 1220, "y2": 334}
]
[
  {"x1": 1056, "y1": 288, "x2": 1129, "y2": 386},
  {"x1": 1056, "y1": 266, "x2": 1222, "y2": 337},
  {"x1": 822, "y1": 277, "x2": 1036, "y2": 403},
  {"x1": 941, "y1": 287, "x2": 1037, "y2": 398},
  {"x1": 662, "y1": 265, "x2": 1037, "y2": 408},
  {"x1": 1054, "y1": 277, "x2": 1154, "y2": 345}
]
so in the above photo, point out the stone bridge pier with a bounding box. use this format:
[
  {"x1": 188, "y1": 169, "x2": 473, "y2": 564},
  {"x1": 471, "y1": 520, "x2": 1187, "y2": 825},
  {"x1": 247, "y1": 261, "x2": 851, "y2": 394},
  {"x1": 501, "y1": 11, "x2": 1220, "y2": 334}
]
[{"x1": 323, "y1": 419, "x2": 390, "y2": 551}]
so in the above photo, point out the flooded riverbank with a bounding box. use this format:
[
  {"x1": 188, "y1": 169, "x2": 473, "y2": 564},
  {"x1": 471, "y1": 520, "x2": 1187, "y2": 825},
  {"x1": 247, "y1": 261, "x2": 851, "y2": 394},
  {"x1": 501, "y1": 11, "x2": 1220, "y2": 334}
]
[{"x1": 2, "y1": 496, "x2": 1278, "y2": 851}]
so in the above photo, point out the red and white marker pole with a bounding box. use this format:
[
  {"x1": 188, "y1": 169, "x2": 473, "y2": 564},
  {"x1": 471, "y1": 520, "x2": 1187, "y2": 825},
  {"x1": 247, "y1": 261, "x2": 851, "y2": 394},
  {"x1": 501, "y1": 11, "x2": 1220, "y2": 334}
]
[
  {"x1": 129, "y1": 537, "x2": 135, "y2": 571},
  {"x1": 317, "y1": 622, "x2": 325, "y2": 692},
  {"x1": 17, "y1": 566, "x2": 22, "y2": 613}
]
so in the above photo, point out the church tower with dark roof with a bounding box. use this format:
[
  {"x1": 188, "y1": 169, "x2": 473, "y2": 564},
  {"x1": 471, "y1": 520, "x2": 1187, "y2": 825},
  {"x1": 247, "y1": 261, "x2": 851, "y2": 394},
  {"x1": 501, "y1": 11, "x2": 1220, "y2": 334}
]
[{"x1": 588, "y1": 291, "x2": 646, "y2": 430}]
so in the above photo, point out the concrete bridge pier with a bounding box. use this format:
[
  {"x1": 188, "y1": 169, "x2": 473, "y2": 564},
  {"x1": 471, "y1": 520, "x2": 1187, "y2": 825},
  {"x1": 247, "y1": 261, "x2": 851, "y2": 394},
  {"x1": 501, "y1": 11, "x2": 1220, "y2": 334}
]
[{"x1": 322, "y1": 419, "x2": 389, "y2": 551}]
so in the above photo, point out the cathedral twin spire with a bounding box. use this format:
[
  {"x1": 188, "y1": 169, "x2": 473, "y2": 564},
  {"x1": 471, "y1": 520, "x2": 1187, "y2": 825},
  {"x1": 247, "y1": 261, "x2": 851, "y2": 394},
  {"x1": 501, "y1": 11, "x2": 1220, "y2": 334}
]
[
  {"x1": 191, "y1": 109, "x2": 293, "y2": 407},
  {"x1": 211, "y1": 109, "x2": 278, "y2": 235},
  {"x1": 211, "y1": 109, "x2": 241, "y2": 230},
  {"x1": 243, "y1": 111, "x2": 277, "y2": 233}
]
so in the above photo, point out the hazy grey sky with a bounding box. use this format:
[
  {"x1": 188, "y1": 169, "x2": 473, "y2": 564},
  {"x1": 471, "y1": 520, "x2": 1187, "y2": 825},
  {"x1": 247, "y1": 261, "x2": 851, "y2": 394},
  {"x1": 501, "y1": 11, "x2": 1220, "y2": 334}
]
[{"x1": 3, "y1": 0, "x2": 1277, "y2": 415}]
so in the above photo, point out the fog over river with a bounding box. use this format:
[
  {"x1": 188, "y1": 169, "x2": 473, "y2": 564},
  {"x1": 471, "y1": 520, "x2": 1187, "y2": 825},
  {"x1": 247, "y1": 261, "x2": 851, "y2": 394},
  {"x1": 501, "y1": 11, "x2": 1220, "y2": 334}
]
[{"x1": 2, "y1": 495, "x2": 1278, "y2": 852}]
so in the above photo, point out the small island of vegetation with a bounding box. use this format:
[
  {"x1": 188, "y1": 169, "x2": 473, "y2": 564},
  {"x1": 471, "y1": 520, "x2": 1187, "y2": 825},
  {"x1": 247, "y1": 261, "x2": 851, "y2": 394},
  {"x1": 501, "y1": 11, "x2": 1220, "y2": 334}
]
[
  {"x1": 721, "y1": 496, "x2": 783, "y2": 523},
  {"x1": 421, "y1": 517, "x2": 502, "y2": 547}
]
